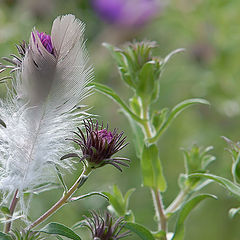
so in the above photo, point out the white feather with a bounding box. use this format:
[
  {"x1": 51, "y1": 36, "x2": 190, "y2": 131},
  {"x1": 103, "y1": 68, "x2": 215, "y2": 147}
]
[{"x1": 0, "y1": 15, "x2": 93, "y2": 210}]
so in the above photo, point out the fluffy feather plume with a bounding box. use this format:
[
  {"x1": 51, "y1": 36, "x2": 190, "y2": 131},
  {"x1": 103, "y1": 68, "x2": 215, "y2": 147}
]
[{"x1": 0, "y1": 15, "x2": 93, "y2": 210}]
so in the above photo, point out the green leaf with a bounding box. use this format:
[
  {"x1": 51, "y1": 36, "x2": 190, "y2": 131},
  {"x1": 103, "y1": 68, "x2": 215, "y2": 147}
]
[
  {"x1": 0, "y1": 232, "x2": 12, "y2": 240},
  {"x1": 122, "y1": 109, "x2": 144, "y2": 158},
  {"x1": 69, "y1": 192, "x2": 109, "y2": 202},
  {"x1": 232, "y1": 151, "x2": 240, "y2": 183},
  {"x1": 162, "y1": 48, "x2": 185, "y2": 68},
  {"x1": 104, "y1": 42, "x2": 136, "y2": 88},
  {"x1": 124, "y1": 209, "x2": 135, "y2": 222},
  {"x1": 113, "y1": 184, "x2": 124, "y2": 203},
  {"x1": 172, "y1": 194, "x2": 217, "y2": 240},
  {"x1": 141, "y1": 144, "x2": 166, "y2": 192},
  {"x1": 56, "y1": 236, "x2": 64, "y2": 240},
  {"x1": 149, "y1": 98, "x2": 209, "y2": 143},
  {"x1": 152, "y1": 230, "x2": 168, "y2": 240},
  {"x1": 152, "y1": 108, "x2": 169, "y2": 132},
  {"x1": 0, "y1": 206, "x2": 10, "y2": 215},
  {"x1": 55, "y1": 165, "x2": 68, "y2": 192},
  {"x1": 124, "y1": 188, "x2": 136, "y2": 210},
  {"x1": 92, "y1": 83, "x2": 145, "y2": 124},
  {"x1": 125, "y1": 222, "x2": 155, "y2": 240},
  {"x1": 40, "y1": 222, "x2": 81, "y2": 240},
  {"x1": 137, "y1": 61, "x2": 156, "y2": 101},
  {"x1": 129, "y1": 96, "x2": 141, "y2": 116},
  {"x1": 189, "y1": 173, "x2": 240, "y2": 198},
  {"x1": 103, "y1": 186, "x2": 135, "y2": 219},
  {"x1": 72, "y1": 220, "x2": 86, "y2": 230},
  {"x1": 102, "y1": 43, "x2": 124, "y2": 66},
  {"x1": 102, "y1": 191, "x2": 125, "y2": 216},
  {"x1": 229, "y1": 207, "x2": 240, "y2": 218}
]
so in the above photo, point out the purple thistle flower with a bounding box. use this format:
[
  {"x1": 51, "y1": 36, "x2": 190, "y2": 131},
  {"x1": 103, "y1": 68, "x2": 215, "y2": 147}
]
[
  {"x1": 84, "y1": 211, "x2": 130, "y2": 240},
  {"x1": 0, "y1": 30, "x2": 54, "y2": 82},
  {"x1": 37, "y1": 31, "x2": 54, "y2": 54},
  {"x1": 63, "y1": 119, "x2": 130, "y2": 171},
  {"x1": 92, "y1": 0, "x2": 163, "y2": 27}
]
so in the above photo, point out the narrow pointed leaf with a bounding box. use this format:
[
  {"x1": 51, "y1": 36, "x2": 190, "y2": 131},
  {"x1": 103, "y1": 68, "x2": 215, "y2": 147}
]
[
  {"x1": 141, "y1": 144, "x2": 166, "y2": 192},
  {"x1": 125, "y1": 222, "x2": 155, "y2": 240},
  {"x1": 102, "y1": 42, "x2": 124, "y2": 65},
  {"x1": 113, "y1": 184, "x2": 124, "y2": 203},
  {"x1": 172, "y1": 194, "x2": 217, "y2": 240},
  {"x1": 232, "y1": 152, "x2": 240, "y2": 183},
  {"x1": 70, "y1": 192, "x2": 109, "y2": 202},
  {"x1": 0, "y1": 206, "x2": 10, "y2": 215},
  {"x1": 150, "y1": 98, "x2": 209, "y2": 143},
  {"x1": 60, "y1": 153, "x2": 79, "y2": 160},
  {"x1": 72, "y1": 220, "x2": 86, "y2": 230},
  {"x1": 190, "y1": 173, "x2": 240, "y2": 198},
  {"x1": 102, "y1": 191, "x2": 125, "y2": 216},
  {"x1": 56, "y1": 237, "x2": 64, "y2": 240},
  {"x1": 40, "y1": 222, "x2": 81, "y2": 240},
  {"x1": 55, "y1": 165, "x2": 68, "y2": 192},
  {"x1": 124, "y1": 188, "x2": 136, "y2": 209},
  {"x1": 91, "y1": 83, "x2": 145, "y2": 123},
  {"x1": 122, "y1": 110, "x2": 144, "y2": 158},
  {"x1": 163, "y1": 48, "x2": 185, "y2": 67}
]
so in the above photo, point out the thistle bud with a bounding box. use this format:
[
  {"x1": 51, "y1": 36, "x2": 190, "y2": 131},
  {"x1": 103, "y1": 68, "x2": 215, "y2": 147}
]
[
  {"x1": 84, "y1": 211, "x2": 130, "y2": 240},
  {"x1": 179, "y1": 145, "x2": 216, "y2": 189},
  {"x1": 105, "y1": 41, "x2": 162, "y2": 105},
  {"x1": 65, "y1": 119, "x2": 130, "y2": 171}
]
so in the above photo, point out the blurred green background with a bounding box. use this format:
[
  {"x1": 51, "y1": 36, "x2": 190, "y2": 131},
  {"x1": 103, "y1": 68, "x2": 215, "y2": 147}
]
[{"x1": 0, "y1": 0, "x2": 240, "y2": 239}]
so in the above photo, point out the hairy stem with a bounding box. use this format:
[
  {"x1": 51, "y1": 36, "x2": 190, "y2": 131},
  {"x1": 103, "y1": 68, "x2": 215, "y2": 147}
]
[
  {"x1": 4, "y1": 189, "x2": 19, "y2": 233},
  {"x1": 151, "y1": 189, "x2": 167, "y2": 237},
  {"x1": 141, "y1": 104, "x2": 167, "y2": 235},
  {"x1": 165, "y1": 187, "x2": 190, "y2": 215},
  {"x1": 27, "y1": 167, "x2": 92, "y2": 230}
]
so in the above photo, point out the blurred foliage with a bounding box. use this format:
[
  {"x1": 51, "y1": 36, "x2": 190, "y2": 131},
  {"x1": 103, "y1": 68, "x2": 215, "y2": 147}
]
[{"x1": 1, "y1": 0, "x2": 240, "y2": 239}]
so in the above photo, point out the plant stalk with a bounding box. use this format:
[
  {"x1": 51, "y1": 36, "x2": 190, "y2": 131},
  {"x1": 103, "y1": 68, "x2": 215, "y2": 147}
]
[
  {"x1": 27, "y1": 167, "x2": 92, "y2": 230},
  {"x1": 151, "y1": 189, "x2": 167, "y2": 237},
  {"x1": 4, "y1": 189, "x2": 19, "y2": 233},
  {"x1": 165, "y1": 187, "x2": 190, "y2": 215},
  {"x1": 141, "y1": 104, "x2": 167, "y2": 236}
]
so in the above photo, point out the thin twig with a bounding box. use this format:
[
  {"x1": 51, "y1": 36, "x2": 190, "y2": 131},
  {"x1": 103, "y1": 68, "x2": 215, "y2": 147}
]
[{"x1": 27, "y1": 167, "x2": 92, "y2": 230}]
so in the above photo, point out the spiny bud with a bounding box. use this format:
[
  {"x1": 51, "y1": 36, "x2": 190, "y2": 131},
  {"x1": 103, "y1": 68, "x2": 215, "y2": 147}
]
[
  {"x1": 84, "y1": 211, "x2": 130, "y2": 240},
  {"x1": 63, "y1": 119, "x2": 130, "y2": 172}
]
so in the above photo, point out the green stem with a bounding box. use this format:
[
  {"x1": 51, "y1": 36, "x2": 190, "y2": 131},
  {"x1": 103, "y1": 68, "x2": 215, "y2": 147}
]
[
  {"x1": 4, "y1": 189, "x2": 19, "y2": 233},
  {"x1": 151, "y1": 189, "x2": 167, "y2": 238},
  {"x1": 141, "y1": 104, "x2": 167, "y2": 236},
  {"x1": 165, "y1": 187, "x2": 190, "y2": 215},
  {"x1": 141, "y1": 103, "x2": 154, "y2": 140},
  {"x1": 27, "y1": 167, "x2": 92, "y2": 230}
]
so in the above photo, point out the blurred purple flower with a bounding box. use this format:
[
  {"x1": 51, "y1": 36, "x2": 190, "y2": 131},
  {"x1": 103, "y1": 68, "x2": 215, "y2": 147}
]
[{"x1": 92, "y1": 0, "x2": 163, "y2": 27}]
